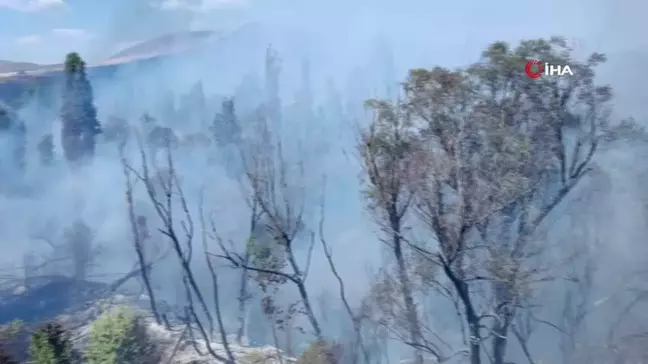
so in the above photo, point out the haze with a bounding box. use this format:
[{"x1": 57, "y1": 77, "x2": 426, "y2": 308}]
[{"x1": 0, "y1": 0, "x2": 647, "y2": 363}]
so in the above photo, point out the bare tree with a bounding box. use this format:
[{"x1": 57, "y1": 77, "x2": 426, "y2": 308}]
[
  {"x1": 318, "y1": 183, "x2": 370, "y2": 364},
  {"x1": 214, "y1": 110, "x2": 322, "y2": 342},
  {"x1": 232, "y1": 136, "x2": 264, "y2": 346},
  {"x1": 121, "y1": 136, "x2": 235, "y2": 363}
]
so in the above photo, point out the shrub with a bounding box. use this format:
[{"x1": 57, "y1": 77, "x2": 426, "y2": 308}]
[
  {"x1": 242, "y1": 350, "x2": 279, "y2": 364},
  {"x1": 0, "y1": 350, "x2": 16, "y2": 364},
  {"x1": 85, "y1": 306, "x2": 159, "y2": 364},
  {"x1": 0, "y1": 320, "x2": 29, "y2": 363},
  {"x1": 296, "y1": 340, "x2": 342, "y2": 364},
  {"x1": 29, "y1": 321, "x2": 74, "y2": 364}
]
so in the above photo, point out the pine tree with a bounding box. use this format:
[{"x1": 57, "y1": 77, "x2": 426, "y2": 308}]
[
  {"x1": 38, "y1": 134, "x2": 54, "y2": 166},
  {"x1": 211, "y1": 98, "x2": 241, "y2": 147},
  {"x1": 264, "y1": 45, "x2": 281, "y2": 128},
  {"x1": 29, "y1": 322, "x2": 74, "y2": 364},
  {"x1": 182, "y1": 81, "x2": 207, "y2": 128},
  {"x1": 13, "y1": 121, "x2": 26, "y2": 172},
  {"x1": 296, "y1": 58, "x2": 313, "y2": 118},
  {"x1": 0, "y1": 106, "x2": 27, "y2": 173},
  {"x1": 63, "y1": 220, "x2": 95, "y2": 282},
  {"x1": 60, "y1": 52, "x2": 101, "y2": 164}
]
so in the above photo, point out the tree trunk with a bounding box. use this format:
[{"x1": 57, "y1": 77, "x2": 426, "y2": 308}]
[
  {"x1": 236, "y1": 251, "x2": 251, "y2": 344},
  {"x1": 491, "y1": 321, "x2": 510, "y2": 364},
  {"x1": 391, "y1": 214, "x2": 424, "y2": 363},
  {"x1": 492, "y1": 283, "x2": 514, "y2": 364}
]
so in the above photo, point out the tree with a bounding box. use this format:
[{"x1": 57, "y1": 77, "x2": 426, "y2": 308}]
[
  {"x1": 211, "y1": 98, "x2": 241, "y2": 147},
  {"x1": 60, "y1": 52, "x2": 101, "y2": 164},
  {"x1": 264, "y1": 45, "x2": 282, "y2": 129},
  {"x1": 359, "y1": 98, "x2": 425, "y2": 363},
  {"x1": 63, "y1": 220, "x2": 97, "y2": 282},
  {"x1": 295, "y1": 59, "x2": 313, "y2": 119},
  {"x1": 120, "y1": 140, "x2": 236, "y2": 364},
  {"x1": 12, "y1": 121, "x2": 26, "y2": 173},
  {"x1": 0, "y1": 321, "x2": 26, "y2": 364},
  {"x1": 216, "y1": 111, "x2": 323, "y2": 344},
  {"x1": 0, "y1": 106, "x2": 27, "y2": 173},
  {"x1": 86, "y1": 306, "x2": 160, "y2": 364},
  {"x1": 179, "y1": 81, "x2": 207, "y2": 128},
  {"x1": 362, "y1": 37, "x2": 613, "y2": 364},
  {"x1": 38, "y1": 134, "x2": 55, "y2": 166},
  {"x1": 29, "y1": 322, "x2": 74, "y2": 364}
]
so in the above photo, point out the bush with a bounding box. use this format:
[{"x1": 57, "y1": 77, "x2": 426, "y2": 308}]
[
  {"x1": 0, "y1": 320, "x2": 29, "y2": 363},
  {"x1": 296, "y1": 340, "x2": 342, "y2": 364},
  {"x1": 0, "y1": 347, "x2": 17, "y2": 364},
  {"x1": 29, "y1": 321, "x2": 74, "y2": 364},
  {"x1": 242, "y1": 351, "x2": 268, "y2": 364},
  {"x1": 85, "y1": 306, "x2": 159, "y2": 364}
]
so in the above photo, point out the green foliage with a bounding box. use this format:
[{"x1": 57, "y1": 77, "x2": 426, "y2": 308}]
[
  {"x1": 85, "y1": 306, "x2": 159, "y2": 364},
  {"x1": 0, "y1": 320, "x2": 23, "y2": 364},
  {"x1": 64, "y1": 53, "x2": 85, "y2": 73},
  {"x1": 296, "y1": 340, "x2": 341, "y2": 364},
  {"x1": 246, "y1": 234, "x2": 288, "y2": 290},
  {"x1": 29, "y1": 322, "x2": 74, "y2": 364},
  {"x1": 242, "y1": 350, "x2": 276, "y2": 364},
  {"x1": 0, "y1": 106, "x2": 11, "y2": 130},
  {"x1": 60, "y1": 52, "x2": 100, "y2": 164},
  {"x1": 0, "y1": 320, "x2": 23, "y2": 340}
]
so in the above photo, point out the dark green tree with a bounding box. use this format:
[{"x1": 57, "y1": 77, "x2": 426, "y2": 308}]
[
  {"x1": 38, "y1": 134, "x2": 54, "y2": 166},
  {"x1": 179, "y1": 81, "x2": 207, "y2": 128},
  {"x1": 211, "y1": 98, "x2": 241, "y2": 147},
  {"x1": 13, "y1": 121, "x2": 26, "y2": 172},
  {"x1": 29, "y1": 322, "x2": 74, "y2": 364},
  {"x1": 60, "y1": 52, "x2": 101, "y2": 164},
  {"x1": 264, "y1": 45, "x2": 281, "y2": 127},
  {"x1": 0, "y1": 320, "x2": 25, "y2": 364},
  {"x1": 0, "y1": 106, "x2": 27, "y2": 173}
]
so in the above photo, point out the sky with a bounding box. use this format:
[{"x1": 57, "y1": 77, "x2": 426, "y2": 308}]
[
  {"x1": 0, "y1": 0, "x2": 646, "y2": 122},
  {"x1": 0, "y1": 0, "x2": 249, "y2": 63},
  {"x1": 0, "y1": 0, "x2": 645, "y2": 64}
]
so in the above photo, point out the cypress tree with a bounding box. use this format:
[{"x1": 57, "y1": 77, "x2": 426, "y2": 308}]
[
  {"x1": 29, "y1": 322, "x2": 74, "y2": 364},
  {"x1": 0, "y1": 106, "x2": 27, "y2": 173},
  {"x1": 60, "y1": 52, "x2": 101, "y2": 164},
  {"x1": 211, "y1": 98, "x2": 240, "y2": 147},
  {"x1": 38, "y1": 134, "x2": 54, "y2": 166}
]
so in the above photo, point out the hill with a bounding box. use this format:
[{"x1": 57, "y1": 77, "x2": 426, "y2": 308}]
[
  {"x1": 0, "y1": 60, "x2": 43, "y2": 73},
  {"x1": 108, "y1": 30, "x2": 216, "y2": 61}
]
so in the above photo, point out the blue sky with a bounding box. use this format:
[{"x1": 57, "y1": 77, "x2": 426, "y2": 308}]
[{"x1": 0, "y1": 0, "x2": 644, "y2": 65}]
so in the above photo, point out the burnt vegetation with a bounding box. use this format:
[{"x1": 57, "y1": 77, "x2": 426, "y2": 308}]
[{"x1": 0, "y1": 35, "x2": 647, "y2": 364}]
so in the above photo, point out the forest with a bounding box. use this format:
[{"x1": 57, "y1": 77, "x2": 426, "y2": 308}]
[{"x1": 0, "y1": 32, "x2": 647, "y2": 364}]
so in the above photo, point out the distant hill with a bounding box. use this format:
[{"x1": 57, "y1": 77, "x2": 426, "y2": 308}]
[
  {"x1": 0, "y1": 30, "x2": 218, "y2": 78},
  {"x1": 0, "y1": 61, "x2": 42, "y2": 73},
  {"x1": 105, "y1": 30, "x2": 217, "y2": 63}
]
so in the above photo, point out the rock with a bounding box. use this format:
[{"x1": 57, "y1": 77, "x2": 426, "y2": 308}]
[{"x1": 0, "y1": 276, "x2": 294, "y2": 364}]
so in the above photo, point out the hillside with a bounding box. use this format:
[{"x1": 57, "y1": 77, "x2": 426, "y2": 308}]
[
  {"x1": 108, "y1": 30, "x2": 216, "y2": 61},
  {"x1": 0, "y1": 30, "x2": 218, "y2": 79},
  {"x1": 0, "y1": 60, "x2": 43, "y2": 73},
  {"x1": 0, "y1": 276, "x2": 292, "y2": 364}
]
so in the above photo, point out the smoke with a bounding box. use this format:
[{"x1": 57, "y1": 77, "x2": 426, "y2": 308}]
[{"x1": 1, "y1": 0, "x2": 648, "y2": 362}]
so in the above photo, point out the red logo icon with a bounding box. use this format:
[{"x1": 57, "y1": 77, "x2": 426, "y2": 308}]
[{"x1": 525, "y1": 60, "x2": 544, "y2": 79}]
